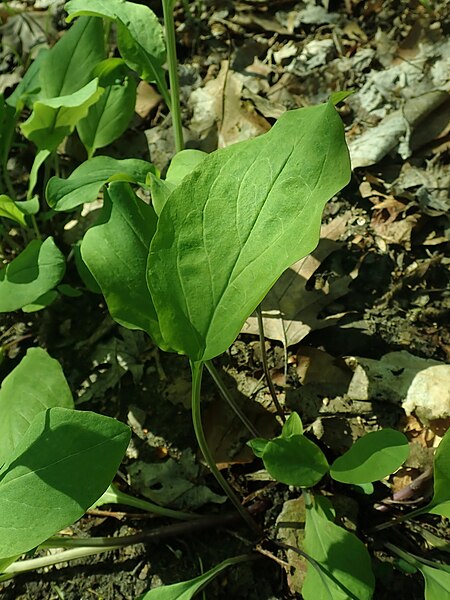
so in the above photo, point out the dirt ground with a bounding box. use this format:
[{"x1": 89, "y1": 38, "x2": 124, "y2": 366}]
[{"x1": 0, "y1": 0, "x2": 449, "y2": 598}]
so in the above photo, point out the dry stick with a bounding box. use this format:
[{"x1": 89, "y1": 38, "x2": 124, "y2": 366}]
[
  {"x1": 256, "y1": 305, "x2": 286, "y2": 423},
  {"x1": 205, "y1": 360, "x2": 261, "y2": 438}
]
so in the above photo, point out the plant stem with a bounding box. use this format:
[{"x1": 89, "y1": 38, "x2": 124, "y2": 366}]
[
  {"x1": 370, "y1": 506, "x2": 428, "y2": 532},
  {"x1": 96, "y1": 483, "x2": 199, "y2": 520},
  {"x1": 255, "y1": 305, "x2": 285, "y2": 422},
  {"x1": 205, "y1": 360, "x2": 260, "y2": 438},
  {"x1": 190, "y1": 361, "x2": 261, "y2": 534},
  {"x1": 161, "y1": 0, "x2": 184, "y2": 153},
  {"x1": 0, "y1": 546, "x2": 119, "y2": 581}
]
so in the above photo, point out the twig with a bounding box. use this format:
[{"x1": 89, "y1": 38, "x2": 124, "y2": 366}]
[{"x1": 256, "y1": 305, "x2": 285, "y2": 422}]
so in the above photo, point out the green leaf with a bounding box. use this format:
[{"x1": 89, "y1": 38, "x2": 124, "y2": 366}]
[
  {"x1": 21, "y1": 289, "x2": 59, "y2": 312},
  {"x1": 419, "y1": 564, "x2": 450, "y2": 600},
  {"x1": 247, "y1": 438, "x2": 269, "y2": 458},
  {"x1": 303, "y1": 495, "x2": 375, "y2": 600},
  {"x1": 262, "y1": 435, "x2": 329, "y2": 488},
  {"x1": 21, "y1": 79, "x2": 103, "y2": 152},
  {"x1": 0, "y1": 347, "x2": 73, "y2": 465},
  {"x1": 431, "y1": 427, "x2": 450, "y2": 507},
  {"x1": 6, "y1": 49, "x2": 49, "y2": 110},
  {"x1": 0, "y1": 406, "x2": 130, "y2": 559},
  {"x1": 77, "y1": 76, "x2": 137, "y2": 158},
  {"x1": 65, "y1": 0, "x2": 168, "y2": 97},
  {"x1": 0, "y1": 237, "x2": 65, "y2": 312},
  {"x1": 81, "y1": 182, "x2": 165, "y2": 346},
  {"x1": 282, "y1": 412, "x2": 303, "y2": 437},
  {"x1": 150, "y1": 149, "x2": 208, "y2": 216},
  {"x1": 148, "y1": 102, "x2": 350, "y2": 361},
  {"x1": 330, "y1": 429, "x2": 409, "y2": 484},
  {"x1": 39, "y1": 17, "x2": 105, "y2": 99},
  {"x1": 138, "y1": 555, "x2": 250, "y2": 599},
  {"x1": 46, "y1": 156, "x2": 155, "y2": 211},
  {"x1": 0, "y1": 195, "x2": 27, "y2": 226},
  {"x1": 428, "y1": 502, "x2": 450, "y2": 518}
]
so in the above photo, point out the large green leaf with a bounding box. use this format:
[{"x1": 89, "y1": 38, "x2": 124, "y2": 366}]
[
  {"x1": 77, "y1": 75, "x2": 137, "y2": 158},
  {"x1": 81, "y1": 182, "x2": 164, "y2": 346},
  {"x1": 65, "y1": 0, "x2": 168, "y2": 100},
  {"x1": 21, "y1": 79, "x2": 103, "y2": 152},
  {"x1": 46, "y1": 156, "x2": 155, "y2": 211},
  {"x1": 0, "y1": 237, "x2": 65, "y2": 312},
  {"x1": 419, "y1": 564, "x2": 450, "y2": 600},
  {"x1": 0, "y1": 407, "x2": 130, "y2": 559},
  {"x1": 39, "y1": 17, "x2": 105, "y2": 99},
  {"x1": 0, "y1": 348, "x2": 73, "y2": 465},
  {"x1": 6, "y1": 49, "x2": 49, "y2": 110},
  {"x1": 330, "y1": 429, "x2": 409, "y2": 484},
  {"x1": 148, "y1": 102, "x2": 350, "y2": 361},
  {"x1": 138, "y1": 555, "x2": 250, "y2": 599},
  {"x1": 303, "y1": 495, "x2": 374, "y2": 600},
  {"x1": 261, "y1": 435, "x2": 329, "y2": 488}
]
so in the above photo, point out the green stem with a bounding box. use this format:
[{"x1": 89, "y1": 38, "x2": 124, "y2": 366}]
[
  {"x1": 0, "y1": 546, "x2": 119, "y2": 582},
  {"x1": 256, "y1": 305, "x2": 285, "y2": 422},
  {"x1": 190, "y1": 361, "x2": 260, "y2": 534},
  {"x1": 96, "y1": 483, "x2": 199, "y2": 520},
  {"x1": 371, "y1": 505, "x2": 428, "y2": 532},
  {"x1": 205, "y1": 360, "x2": 260, "y2": 438},
  {"x1": 161, "y1": 0, "x2": 184, "y2": 153}
]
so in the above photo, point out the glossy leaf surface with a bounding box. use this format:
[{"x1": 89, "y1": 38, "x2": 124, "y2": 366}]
[
  {"x1": 0, "y1": 407, "x2": 130, "y2": 559},
  {"x1": 81, "y1": 183, "x2": 164, "y2": 346},
  {"x1": 330, "y1": 429, "x2": 409, "y2": 484},
  {"x1": 21, "y1": 79, "x2": 103, "y2": 152},
  {"x1": 303, "y1": 495, "x2": 375, "y2": 600},
  {"x1": 0, "y1": 237, "x2": 65, "y2": 312},
  {"x1": 148, "y1": 102, "x2": 350, "y2": 361},
  {"x1": 0, "y1": 348, "x2": 73, "y2": 465},
  {"x1": 46, "y1": 156, "x2": 155, "y2": 211}
]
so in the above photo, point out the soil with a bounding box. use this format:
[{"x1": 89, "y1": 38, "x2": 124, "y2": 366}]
[{"x1": 0, "y1": 0, "x2": 449, "y2": 598}]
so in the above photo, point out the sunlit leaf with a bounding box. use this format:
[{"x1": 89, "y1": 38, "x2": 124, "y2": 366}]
[
  {"x1": 148, "y1": 102, "x2": 350, "y2": 361},
  {"x1": 0, "y1": 348, "x2": 73, "y2": 465},
  {"x1": 0, "y1": 407, "x2": 130, "y2": 560},
  {"x1": 330, "y1": 429, "x2": 409, "y2": 484}
]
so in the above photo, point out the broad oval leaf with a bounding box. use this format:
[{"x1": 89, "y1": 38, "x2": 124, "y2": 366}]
[
  {"x1": 77, "y1": 76, "x2": 137, "y2": 158},
  {"x1": 0, "y1": 407, "x2": 130, "y2": 560},
  {"x1": 21, "y1": 79, "x2": 103, "y2": 152},
  {"x1": 303, "y1": 495, "x2": 375, "y2": 600},
  {"x1": 0, "y1": 237, "x2": 65, "y2": 312},
  {"x1": 81, "y1": 182, "x2": 165, "y2": 347},
  {"x1": 148, "y1": 102, "x2": 350, "y2": 361},
  {"x1": 138, "y1": 555, "x2": 250, "y2": 600},
  {"x1": 65, "y1": 0, "x2": 168, "y2": 98},
  {"x1": 0, "y1": 348, "x2": 73, "y2": 465},
  {"x1": 330, "y1": 429, "x2": 409, "y2": 484},
  {"x1": 46, "y1": 156, "x2": 155, "y2": 211},
  {"x1": 262, "y1": 435, "x2": 329, "y2": 488},
  {"x1": 39, "y1": 17, "x2": 105, "y2": 99}
]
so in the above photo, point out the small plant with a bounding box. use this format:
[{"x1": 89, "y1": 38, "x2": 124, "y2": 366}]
[{"x1": 0, "y1": 0, "x2": 449, "y2": 598}]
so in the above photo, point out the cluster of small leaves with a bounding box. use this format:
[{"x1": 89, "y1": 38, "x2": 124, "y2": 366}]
[{"x1": 248, "y1": 413, "x2": 450, "y2": 600}]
